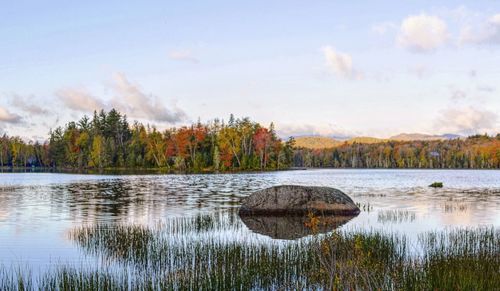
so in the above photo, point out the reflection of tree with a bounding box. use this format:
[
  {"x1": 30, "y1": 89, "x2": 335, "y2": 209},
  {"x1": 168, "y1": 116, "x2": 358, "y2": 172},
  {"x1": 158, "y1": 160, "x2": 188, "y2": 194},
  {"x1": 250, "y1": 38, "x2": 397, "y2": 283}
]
[
  {"x1": 0, "y1": 174, "x2": 279, "y2": 227},
  {"x1": 44, "y1": 175, "x2": 276, "y2": 224},
  {"x1": 49, "y1": 180, "x2": 140, "y2": 223},
  {"x1": 0, "y1": 209, "x2": 8, "y2": 222},
  {"x1": 0, "y1": 187, "x2": 15, "y2": 222}
]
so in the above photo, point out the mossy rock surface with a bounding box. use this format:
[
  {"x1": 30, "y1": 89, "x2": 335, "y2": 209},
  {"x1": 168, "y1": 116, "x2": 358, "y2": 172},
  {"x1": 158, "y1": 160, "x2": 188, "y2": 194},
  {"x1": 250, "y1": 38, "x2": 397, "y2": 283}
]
[{"x1": 239, "y1": 185, "x2": 360, "y2": 216}]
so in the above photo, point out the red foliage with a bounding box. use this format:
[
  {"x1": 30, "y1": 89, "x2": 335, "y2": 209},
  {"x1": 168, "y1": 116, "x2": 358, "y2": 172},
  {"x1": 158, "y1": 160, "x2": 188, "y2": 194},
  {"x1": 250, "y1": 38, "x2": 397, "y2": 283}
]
[
  {"x1": 174, "y1": 127, "x2": 190, "y2": 158},
  {"x1": 253, "y1": 127, "x2": 272, "y2": 153}
]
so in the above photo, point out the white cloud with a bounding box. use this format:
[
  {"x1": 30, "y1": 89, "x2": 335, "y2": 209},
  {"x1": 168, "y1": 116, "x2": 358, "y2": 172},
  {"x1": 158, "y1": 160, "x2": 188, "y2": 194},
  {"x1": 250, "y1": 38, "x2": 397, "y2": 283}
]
[
  {"x1": 168, "y1": 50, "x2": 199, "y2": 63},
  {"x1": 56, "y1": 74, "x2": 187, "y2": 123},
  {"x1": 322, "y1": 46, "x2": 362, "y2": 79},
  {"x1": 0, "y1": 106, "x2": 22, "y2": 124},
  {"x1": 492, "y1": 14, "x2": 500, "y2": 24},
  {"x1": 434, "y1": 106, "x2": 498, "y2": 135},
  {"x1": 11, "y1": 95, "x2": 49, "y2": 115},
  {"x1": 459, "y1": 13, "x2": 500, "y2": 45},
  {"x1": 276, "y1": 123, "x2": 354, "y2": 139},
  {"x1": 398, "y1": 14, "x2": 448, "y2": 52},
  {"x1": 109, "y1": 73, "x2": 186, "y2": 123},
  {"x1": 56, "y1": 88, "x2": 106, "y2": 112}
]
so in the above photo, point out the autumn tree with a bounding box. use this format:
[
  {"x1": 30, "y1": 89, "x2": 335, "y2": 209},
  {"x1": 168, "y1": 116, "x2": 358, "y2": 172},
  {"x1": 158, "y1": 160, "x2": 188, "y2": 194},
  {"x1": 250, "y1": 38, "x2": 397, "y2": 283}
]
[{"x1": 253, "y1": 127, "x2": 272, "y2": 169}]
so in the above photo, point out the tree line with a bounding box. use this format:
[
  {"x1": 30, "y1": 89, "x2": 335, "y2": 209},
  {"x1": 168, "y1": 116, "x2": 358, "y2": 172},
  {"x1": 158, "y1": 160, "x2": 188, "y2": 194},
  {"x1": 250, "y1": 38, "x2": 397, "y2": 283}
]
[
  {"x1": 0, "y1": 109, "x2": 499, "y2": 171},
  {"x1": 293, "y1": 134, "x2": 500, "y2": 169},
  {"x1": 0, "y1": 109, "x2": 294, "y2": 172}
]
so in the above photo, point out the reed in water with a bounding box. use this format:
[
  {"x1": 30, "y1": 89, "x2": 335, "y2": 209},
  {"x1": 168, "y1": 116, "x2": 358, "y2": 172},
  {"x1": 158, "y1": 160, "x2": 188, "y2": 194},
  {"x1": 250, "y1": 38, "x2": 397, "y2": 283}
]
[{"x1": 1, "y1": 216, "x2": 498, "y2": 290}]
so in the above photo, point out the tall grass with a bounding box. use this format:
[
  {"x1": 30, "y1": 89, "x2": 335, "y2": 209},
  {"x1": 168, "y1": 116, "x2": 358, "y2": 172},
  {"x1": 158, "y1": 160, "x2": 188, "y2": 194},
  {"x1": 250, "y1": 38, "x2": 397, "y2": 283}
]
[
  {"x1": 1, "y1": 218, "x2": 499, "y2": 290},
  {"x1": 315, "y1": 227, "x2": 500, "y2": 290},
  {"x1": 415, "y1": 228, "x2": 500, "y2": 290},
  {"x1": 377, "y1": 209, "x2": 416, "y2": 223}
]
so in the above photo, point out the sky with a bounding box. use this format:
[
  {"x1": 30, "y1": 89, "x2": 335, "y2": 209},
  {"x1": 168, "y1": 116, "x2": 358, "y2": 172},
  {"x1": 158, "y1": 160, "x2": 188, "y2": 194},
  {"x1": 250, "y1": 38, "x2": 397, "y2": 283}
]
[{"x1": 0, "y1": 0, "x2": 499, "y2": 140}]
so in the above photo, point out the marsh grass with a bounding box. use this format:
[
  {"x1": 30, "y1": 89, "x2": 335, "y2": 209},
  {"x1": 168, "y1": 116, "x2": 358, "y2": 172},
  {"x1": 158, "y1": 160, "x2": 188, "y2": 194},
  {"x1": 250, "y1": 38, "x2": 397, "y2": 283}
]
[
  {"x1": 316, "y1": 227, "x2": 500, "y2": 290},
  {"x1": 444, "y1": 202, "x2": 468, "y2": 212},
  {"x1": 1, "y1": 215, "x2": 499, "y2": 290},
  {"x1": 415, "y1": 228, "x2": 500, "y2": 290},
  {"x1": 0, "y1": 266, "x2": 33, "y2": 291},
  {"x1": 377, "y1": 209, "x2": 416, "y2": 223},
  {"x1": 355, "y1": 202, "x2": 373, "y2": 212},
  {"x1": 68, "y1": 215, "x2": 317, "y2": 289}
]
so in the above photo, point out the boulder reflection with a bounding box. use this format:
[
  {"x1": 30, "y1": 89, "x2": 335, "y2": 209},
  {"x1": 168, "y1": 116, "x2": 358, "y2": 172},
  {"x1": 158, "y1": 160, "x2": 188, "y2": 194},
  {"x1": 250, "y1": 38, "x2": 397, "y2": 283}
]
[{"x1": 240, "y1": 214, "x2": 357, "y2": 240}]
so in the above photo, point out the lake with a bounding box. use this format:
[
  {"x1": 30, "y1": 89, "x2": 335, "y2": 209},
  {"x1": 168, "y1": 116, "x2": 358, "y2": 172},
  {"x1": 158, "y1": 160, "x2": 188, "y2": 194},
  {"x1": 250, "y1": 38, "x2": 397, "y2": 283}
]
[{"x1": 0, "y1": 169, "x2": 499, "y2": 288}]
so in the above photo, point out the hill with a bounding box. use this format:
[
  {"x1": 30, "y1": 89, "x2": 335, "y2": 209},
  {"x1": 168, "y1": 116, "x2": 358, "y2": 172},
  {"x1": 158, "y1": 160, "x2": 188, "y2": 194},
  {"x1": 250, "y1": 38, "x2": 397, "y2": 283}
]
[
  {"x1": 347, "y1": 136, "x2": 386, "y2": 144},
  {"x1": 293, "y1": 136, "x2": 341, "y2": 149},
  {"x1": 294, "y1": 136, "x2": 385, "y2": 149},
  {"x1": 293, "y1": 133, "x2": 461, "y2": 149},
  {"x1": 389, "y1": 133, "x2": 460, "y2": 141}
]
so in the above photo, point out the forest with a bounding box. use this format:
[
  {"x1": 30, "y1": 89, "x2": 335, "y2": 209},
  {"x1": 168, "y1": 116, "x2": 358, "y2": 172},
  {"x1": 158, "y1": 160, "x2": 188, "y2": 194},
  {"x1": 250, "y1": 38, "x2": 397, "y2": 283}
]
[
  {"x1": 293, "y1": 134, "x2": 500, "y2": 169},
  {"x1": 0, "y1": 109, "x2": 294, "y2": 172},
  {"x1": 0, "y1": 109, "x2": 499, "y2": 171}
]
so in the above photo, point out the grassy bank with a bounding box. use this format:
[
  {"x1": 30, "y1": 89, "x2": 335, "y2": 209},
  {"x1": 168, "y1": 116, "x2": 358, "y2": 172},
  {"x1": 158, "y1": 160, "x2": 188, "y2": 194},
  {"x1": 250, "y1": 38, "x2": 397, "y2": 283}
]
[{"x1": 1, "y1": 218, "x2": 498, "y2": 290}]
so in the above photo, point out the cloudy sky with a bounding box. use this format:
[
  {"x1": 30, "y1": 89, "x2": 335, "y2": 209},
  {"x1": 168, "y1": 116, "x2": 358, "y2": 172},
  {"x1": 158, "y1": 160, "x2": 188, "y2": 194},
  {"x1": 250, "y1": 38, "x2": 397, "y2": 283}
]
[{"x1": 0, "y1": 0, "x2": 499, "y2": 140}]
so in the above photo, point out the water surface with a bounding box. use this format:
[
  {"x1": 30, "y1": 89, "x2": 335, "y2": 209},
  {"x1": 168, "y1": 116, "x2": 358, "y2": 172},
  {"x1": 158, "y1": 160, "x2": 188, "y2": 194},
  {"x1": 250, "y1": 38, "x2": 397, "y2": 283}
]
[{"x1": 1, "y1": 169, "x2": 499, "y2": 271}]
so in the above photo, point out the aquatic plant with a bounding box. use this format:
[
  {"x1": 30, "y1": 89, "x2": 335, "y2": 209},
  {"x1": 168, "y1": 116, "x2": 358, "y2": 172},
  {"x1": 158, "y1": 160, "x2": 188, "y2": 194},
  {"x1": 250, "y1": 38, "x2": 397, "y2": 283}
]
[
  {"x1": 1, "y1": 225, "x2": 498, "y2": 290},
  {"x1": 316, "y1": 227, "x2": 500, "y2": 290},
  {"x1": 377, "y1": 209, "x2": 416, "y2": 224},
  {"x1": 429, "y1": 182, "x2": 444, "y2": 188}
]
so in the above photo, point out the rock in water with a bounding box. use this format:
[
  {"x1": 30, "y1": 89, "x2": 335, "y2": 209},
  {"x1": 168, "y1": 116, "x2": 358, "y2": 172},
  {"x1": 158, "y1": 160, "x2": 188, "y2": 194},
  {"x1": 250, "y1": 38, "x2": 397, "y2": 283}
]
[{"x1": 239, "y1": 185, "x2": 360, "y2": 216}]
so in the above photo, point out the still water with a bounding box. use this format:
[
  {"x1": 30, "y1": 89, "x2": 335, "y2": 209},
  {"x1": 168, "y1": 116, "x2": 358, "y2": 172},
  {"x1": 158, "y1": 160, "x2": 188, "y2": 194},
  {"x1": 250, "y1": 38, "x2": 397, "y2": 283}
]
[{"x1": 0, "y1": 169, "x2": 499, "y2": 271}]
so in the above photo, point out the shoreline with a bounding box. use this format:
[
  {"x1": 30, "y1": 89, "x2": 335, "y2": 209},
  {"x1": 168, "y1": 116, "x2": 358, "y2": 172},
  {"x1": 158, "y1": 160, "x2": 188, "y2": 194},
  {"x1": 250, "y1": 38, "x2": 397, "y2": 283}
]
[{"x1": 1, "y1": 166, "x2": 499, "y2": 176}]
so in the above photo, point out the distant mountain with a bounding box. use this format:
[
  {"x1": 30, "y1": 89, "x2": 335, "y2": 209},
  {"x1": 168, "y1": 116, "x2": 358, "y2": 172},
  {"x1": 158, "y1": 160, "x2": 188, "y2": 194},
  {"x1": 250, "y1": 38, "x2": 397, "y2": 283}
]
[
  {"x1": 294, "y1": 136, "x2": 385, "y2": 149},
  {"x1": 294, "y1": 136, "x2": 341, "y2": 149},
  {"x1": 294, "y1": 133, "x2": 462, "y2": 149},
  {"x1": 347, "y1": 136, "x2": 386, "y2": 144},
  {"x1": 389, "y1": 133, "x2": 461, "y2": 141}
]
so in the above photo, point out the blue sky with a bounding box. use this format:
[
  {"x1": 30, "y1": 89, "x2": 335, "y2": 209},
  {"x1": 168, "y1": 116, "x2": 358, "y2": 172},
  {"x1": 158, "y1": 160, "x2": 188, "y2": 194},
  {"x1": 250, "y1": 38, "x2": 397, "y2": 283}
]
[{"x1": 0, "y1": 1, "x2": 499, "y2": 140}]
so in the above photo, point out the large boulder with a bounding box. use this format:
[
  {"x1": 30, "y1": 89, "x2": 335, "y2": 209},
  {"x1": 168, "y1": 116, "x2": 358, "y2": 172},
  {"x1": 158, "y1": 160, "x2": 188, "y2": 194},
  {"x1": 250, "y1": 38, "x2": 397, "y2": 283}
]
[{"x1": 239, "y1": 185, "x2": 360, "y2": 216}]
